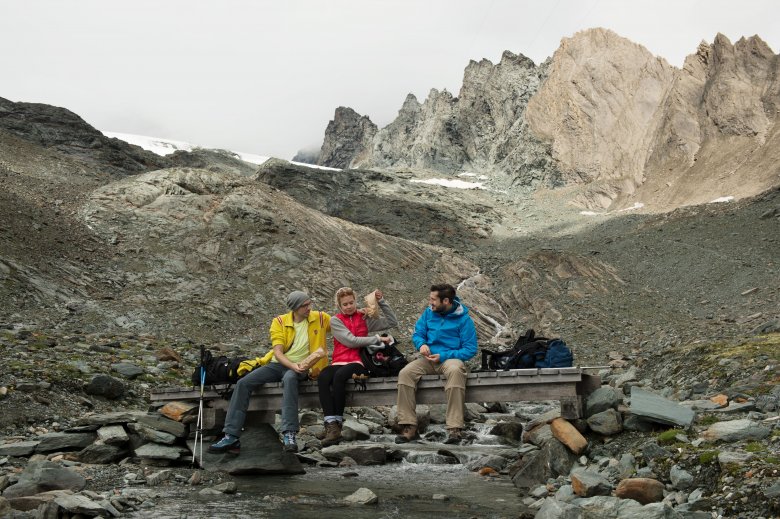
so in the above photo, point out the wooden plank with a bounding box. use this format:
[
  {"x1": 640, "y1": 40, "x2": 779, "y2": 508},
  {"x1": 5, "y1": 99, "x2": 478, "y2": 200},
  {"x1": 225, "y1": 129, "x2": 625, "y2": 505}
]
[{"x1": 151, "y1": 368, "x2": 584, "y2": 402}]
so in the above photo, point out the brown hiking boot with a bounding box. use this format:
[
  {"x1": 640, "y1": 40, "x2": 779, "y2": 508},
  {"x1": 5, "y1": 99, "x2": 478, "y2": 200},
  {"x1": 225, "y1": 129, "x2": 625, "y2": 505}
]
[
  {"x1": 444, "y1": 428, "x2": 463, "y2": 445},
  {"x1": 394, "y1": 424, "x2": 419, "y2": 444},
  {"x1": 322, "y1": 421, "x2": 342, "y2": 447}
]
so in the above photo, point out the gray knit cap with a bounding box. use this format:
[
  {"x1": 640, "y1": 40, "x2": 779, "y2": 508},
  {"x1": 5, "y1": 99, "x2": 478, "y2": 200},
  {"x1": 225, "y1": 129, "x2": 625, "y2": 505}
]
[{"x1": 286, "y1": 290, "x2": 311, "y2": 311}]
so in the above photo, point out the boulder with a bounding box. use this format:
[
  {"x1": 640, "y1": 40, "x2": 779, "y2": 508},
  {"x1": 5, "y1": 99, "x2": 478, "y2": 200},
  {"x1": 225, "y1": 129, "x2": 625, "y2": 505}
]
[
  {"x1": 84, "y1": 375, "x2": 126, "y2": 400},
  {"x1": 585, "y1": 386, "x2": 621, "y2": 417},
  {"x1": 550, "y1": 418, "x2": 588, "y2": 455},
  {"x1": 341, "y1": 418, "x2": 370, "y2": 441},
  {"x1": 96, "y1": 425, "x2": 129, "y2": 445},
  {"x1": 78, "y1": 443, "x2": 128, "y2": 464},
  {"x1": 512, "y1": 437, "x2": 577, "y2": 489},
  {"x1": 54, "y1": 493, "x2": 107, "y2": 516},
  {"x1": 699, "y1": 419, "x2": 771, "y2": 442},
  {"x1": 0, "y1": 441, "x2": 39, "y2": 457},
  {"x1": 137, "y1": 413, "x2": 188, "y2": 437},
  {"x1": 570, "y1": 469, "x2": 612, "y2": 497},
  {"x1": 35, "y1": 432, "x2": 96, "y2": 453},
  {"x1": 670, "y1": 465, "x2": 694, "y2": 489},
  {"x1": 586, "y1": 409, "x2": 623, "y2": 435},
  {"x1": 615, "y1": 477, "x2": 665, "y2": 504},
  {"x1": 344, "y1": 487, "x2": 378, "y2": 505},
  {"x1": 193, "y1": 425, "x2": 304, "y2": 475},
  {"x1": 630, "y1": 387, "x2": 694, "y2": 427},
  {"x1": 1, "y1": 460, "x2": 86, "y2": 498},
  {"x1": 322, "y1": 444, "x2": 386, "y2": 466}
]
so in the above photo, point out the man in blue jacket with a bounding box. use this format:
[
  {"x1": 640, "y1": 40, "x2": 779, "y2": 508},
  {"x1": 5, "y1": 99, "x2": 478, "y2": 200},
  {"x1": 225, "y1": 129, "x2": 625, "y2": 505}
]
[{"x1": 395, "y1": 283, "x2": 478, "y2": 445}]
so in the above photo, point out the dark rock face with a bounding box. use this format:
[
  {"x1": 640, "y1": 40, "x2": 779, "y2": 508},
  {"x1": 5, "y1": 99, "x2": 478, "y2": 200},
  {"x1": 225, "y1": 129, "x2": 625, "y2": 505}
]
[
  {"x1": 0, "y1": 97, "x2": 170, "y2": 176},
  {"x1": 317, "y1": 106, "x2": 377, "y2": 168},
  {"x1": 166, "y1": 148, "x2": 258, "y2": 176}
]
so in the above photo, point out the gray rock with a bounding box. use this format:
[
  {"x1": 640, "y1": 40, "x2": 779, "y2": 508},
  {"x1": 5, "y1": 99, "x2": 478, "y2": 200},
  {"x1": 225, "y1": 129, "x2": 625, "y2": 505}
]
[
  {"x1": 54, "y1": 493, "x2": 107, "y2": 516},
  {"x1": 711, "y1": 401, "x2": 756, "y2": 414},
  {"x1": 555, "y1": 484, "x2": 577, "y2": 502},
  {"x1": 137, "y1": 413, "x2": 187, "y2": 438},
  {"x1": 571, "y1": 469, "x2": 612, "y2": 497},
  {"x1": 585, "y1": 386, "x2": 622, "y2": 417},
  {"x1": 111, "y1": 362, "x2": 145, "y2": 379},
  {"x1": 765, "y1": 481, "x2": 780, "y2": 498},
  {"x1": 717, "y1": 451, "x2": 754, "y2": 464},
  {"x1": 84, "y1": 375, "x2": 126, "y2": 400},
  {"x1": 134, "y1": 443, "x2": 185, "y2": 461},
  {"x1": 322, "y1": 444, "x2": 386, "y2": 466},
  {"x1": 193, "y1": 425, "x2": 304, "y2": 475},
  {"x1": 622, "y1": 414, "x2": 656, "y2": 432},
  {"x1": 97, "y1": 425, "x2": 129, "y2": 445},
  {"x1": 78, "y1": 443, "x2": 128, "y2": 464},
  {"x1": 341, "y1": 418, "x2": 370, "y2": 441},
  {"x1": 699, "y1": 419, "x2": 771, "y2": 442},
  {"x1": 586, "y1": 409, "x2": 623, "y2": 435},
  {"x1": 611, "y1": 367, "x2": 638, "y2": 388},
  {"x1": 630, "y1": 387, "x2": 694, "y2": 427},
  {"x1": 488, "y1": 421, "x2": 524, "y2": 443},
  {"x1": 512, "y1": 437, "x2": 577, "y2": 489},
  {"x1": 298, "y1": 411, "x2": 320, "y2": 426},
  {"x1": 344, "y1": 487, "x2": 378, "y2": 505},
  {"x1": 0, "y1": 441, "x2": 39, "y2": 457},
  {"x1": 1, "y1": 460, "x2": 86, "y2": 498},
  {"x1": 670, "y1": 465, "x2": 694, "y2": 490},
  {"x1": 535, "y1": 497, "x2": 582, "y2": 519},
  {"x1": 641, "y1": 441, "x2": 671, "y2": 461},
  {"x1": 127, "y1": 423, "x2": 177, "y2": 445},
  {"x1": 212, "y1": 481, "x2": 238, "y2": 494},
  {"x1": 0, "y1": 496, "x2": 9, "y2": 517},
  {"x1": 77, "y1": 411, "x2": 146, "y2": 426},
  {"x1": 574, "y1": 496, "x2": 681, "y2": 518},
  {"x1": 35, "y1": 432, "x2": 96, "y2": 453},
  {"x1": 145, "y1": 470, "x2": 172, "y2": 487}
]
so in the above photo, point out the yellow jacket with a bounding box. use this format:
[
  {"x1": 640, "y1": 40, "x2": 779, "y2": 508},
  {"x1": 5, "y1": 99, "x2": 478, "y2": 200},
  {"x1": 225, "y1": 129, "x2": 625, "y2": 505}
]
[{"x1": 269, "y1": 310, "x2": 331, "y2": 374}]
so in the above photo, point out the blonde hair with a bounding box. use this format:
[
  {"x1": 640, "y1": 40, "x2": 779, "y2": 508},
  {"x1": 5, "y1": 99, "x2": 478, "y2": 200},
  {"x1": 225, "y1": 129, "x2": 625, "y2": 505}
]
[{"x1": 334, "y1": 287, "x2": 355, "y2": 310}]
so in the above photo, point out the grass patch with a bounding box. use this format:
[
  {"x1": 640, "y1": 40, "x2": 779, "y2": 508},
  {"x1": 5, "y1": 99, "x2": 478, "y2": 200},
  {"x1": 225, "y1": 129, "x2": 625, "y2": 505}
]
[
  {"x1": 697, "y1": 414, "x2": 719, "y2": 426},
  {"x1": 657, "y1": 428, "x2": 685, "y2": 444},
  {"x1": 699, "y1": 450, "x2": 719, "y2": 464},
  {"x1": 744, "y1": 442, "x2": 767, "y2": 453}
]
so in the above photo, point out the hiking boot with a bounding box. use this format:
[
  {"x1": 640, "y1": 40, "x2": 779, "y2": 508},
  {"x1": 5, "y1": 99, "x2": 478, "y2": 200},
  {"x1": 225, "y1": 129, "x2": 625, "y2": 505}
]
[
  {"x1": 321, "y1": 421, "x2": 342, "y2": 447},
  {"x1": 282, "y1": 431, "x2": 298, "y2": 453},
  {"x1": 444, "y1": 428, "x2": 463, "y2": 445},
  {"x1": 208, "y1": 435, "x2": 240, "y2": 455},
  {"x1": 394, "y1": 424, "x2": 419, "y2": 444}
]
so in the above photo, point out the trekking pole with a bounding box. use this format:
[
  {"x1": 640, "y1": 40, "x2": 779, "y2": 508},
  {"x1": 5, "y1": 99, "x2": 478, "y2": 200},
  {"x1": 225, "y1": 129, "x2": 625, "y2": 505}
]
[{"x1": 192, "y1": 345, "x2": 206, "y2": 468}]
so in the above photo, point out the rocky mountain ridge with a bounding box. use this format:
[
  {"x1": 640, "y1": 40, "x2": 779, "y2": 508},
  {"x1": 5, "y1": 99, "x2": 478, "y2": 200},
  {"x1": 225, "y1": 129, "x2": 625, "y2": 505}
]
[{"x1": 309, "y1": 28, "x2": 780, "y2": 212}]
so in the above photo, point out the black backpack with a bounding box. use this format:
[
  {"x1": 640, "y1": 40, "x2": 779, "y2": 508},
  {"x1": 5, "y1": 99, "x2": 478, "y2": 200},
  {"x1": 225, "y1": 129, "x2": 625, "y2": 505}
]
[
  {"x1": 191, "y1": 348, "x2": 249, "y2": 386},
  {"x1": 480, "y1": 329, "x2": 560, "y2": 371},
  {"x1": 359, "y1": 340, "x2": 408, "y2": 378}
]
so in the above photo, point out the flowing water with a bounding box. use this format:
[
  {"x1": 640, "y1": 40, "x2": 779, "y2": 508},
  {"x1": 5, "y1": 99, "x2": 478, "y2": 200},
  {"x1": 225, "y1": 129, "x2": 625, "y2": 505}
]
[
  {"x1": 128, "y1": 462, "x2": 529, "y2": 519},
  {"x1": 126, "y1": 403, "x2": 556, "y2": 518}
]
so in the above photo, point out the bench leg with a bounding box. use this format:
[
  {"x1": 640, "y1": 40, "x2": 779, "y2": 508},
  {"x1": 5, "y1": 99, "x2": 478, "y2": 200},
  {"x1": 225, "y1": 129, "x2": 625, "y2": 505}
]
[{"x1": 560, "y1": 396, "x2": 583, "y2": 420}]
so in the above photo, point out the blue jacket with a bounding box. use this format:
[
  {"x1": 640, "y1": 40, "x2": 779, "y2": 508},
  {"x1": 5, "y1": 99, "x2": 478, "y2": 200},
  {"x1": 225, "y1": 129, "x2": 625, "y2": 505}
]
[{"x1": 412, "y1": 297, "x2": 478, "y2": 362}]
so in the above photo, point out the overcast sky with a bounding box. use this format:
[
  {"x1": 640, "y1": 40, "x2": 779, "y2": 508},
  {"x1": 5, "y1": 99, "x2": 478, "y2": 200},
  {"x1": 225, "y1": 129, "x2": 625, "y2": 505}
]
[{"x1": 3, "y1": 0, "x2": 779, "y2": 160}]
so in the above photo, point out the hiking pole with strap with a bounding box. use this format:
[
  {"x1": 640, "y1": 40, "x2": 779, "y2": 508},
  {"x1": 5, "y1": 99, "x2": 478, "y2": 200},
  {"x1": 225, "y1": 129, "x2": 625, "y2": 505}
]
[{"x1": 192, "y1": 345, "x2": 206, "y2": 468}]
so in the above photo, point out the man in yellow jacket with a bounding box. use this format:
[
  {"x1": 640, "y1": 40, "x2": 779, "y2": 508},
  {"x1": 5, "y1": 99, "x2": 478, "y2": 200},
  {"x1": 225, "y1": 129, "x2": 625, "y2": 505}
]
[{"x1": 209, "y1": 290, "x2": 331, "y2": 454}]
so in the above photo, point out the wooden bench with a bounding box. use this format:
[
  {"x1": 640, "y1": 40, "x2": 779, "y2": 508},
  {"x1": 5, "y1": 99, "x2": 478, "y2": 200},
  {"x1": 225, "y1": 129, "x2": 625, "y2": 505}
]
[{"x1": 151, "y1": 368, "x2": 601, "y2": 428}]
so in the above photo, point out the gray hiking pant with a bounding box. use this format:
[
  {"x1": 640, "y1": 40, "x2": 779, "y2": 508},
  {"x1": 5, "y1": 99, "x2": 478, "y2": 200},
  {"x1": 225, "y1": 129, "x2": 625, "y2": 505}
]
[{"x1": 222, "y1": 362, "x2": 307, "y2": 437}]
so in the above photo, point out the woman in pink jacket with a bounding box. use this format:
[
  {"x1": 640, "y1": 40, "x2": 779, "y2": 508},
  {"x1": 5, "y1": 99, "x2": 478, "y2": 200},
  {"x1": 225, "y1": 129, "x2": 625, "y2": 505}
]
[{"x1": 317, "y1": 287, "x2": 397, "y2": 446}]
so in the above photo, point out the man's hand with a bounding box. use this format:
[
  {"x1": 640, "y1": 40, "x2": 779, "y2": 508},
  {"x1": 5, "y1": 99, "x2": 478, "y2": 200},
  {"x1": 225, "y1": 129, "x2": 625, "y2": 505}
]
[
  {"x1": 425, "y1": 353, "x2": 440, "y2": 363},
  {"x1": 379, "y1": 335, "x2": 393, "y2": 345},
  {"x1": 290, "y1": 363, "x2": 306, "y2": 374},
  {"x1": 420, "y1": 344, "x2": 431, "y2": 356}
]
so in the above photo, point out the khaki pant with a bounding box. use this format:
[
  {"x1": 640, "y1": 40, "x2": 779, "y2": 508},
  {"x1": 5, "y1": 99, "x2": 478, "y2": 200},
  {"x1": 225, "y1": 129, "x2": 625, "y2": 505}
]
[{"x1": 397, "y1": 357, "x2": 467, "y2": 429}]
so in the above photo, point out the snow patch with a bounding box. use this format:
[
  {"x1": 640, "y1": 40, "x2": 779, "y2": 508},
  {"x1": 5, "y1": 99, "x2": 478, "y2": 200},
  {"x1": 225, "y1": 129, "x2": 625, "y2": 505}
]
[
  {"x1": 104, "y1": 132, "x2": 270, "y2": 165},
  {"x1": 709, "y1": 196, "x2": 734, "y2": 204},
  {"x1": 410, "y1": 178, "x2": 484, "y2": 189}
]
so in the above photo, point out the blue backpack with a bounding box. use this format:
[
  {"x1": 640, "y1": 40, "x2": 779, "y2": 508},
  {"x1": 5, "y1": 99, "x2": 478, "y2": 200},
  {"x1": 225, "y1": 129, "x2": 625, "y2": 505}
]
[{"x1": 534, "y1": 339, "x2": 574, "y2": 368}]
